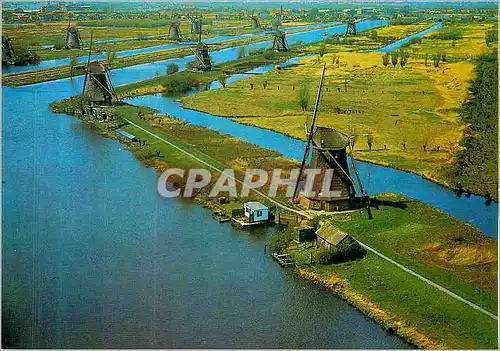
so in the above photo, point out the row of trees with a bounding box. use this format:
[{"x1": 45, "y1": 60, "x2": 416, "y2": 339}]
[{"x1": 382, "y1": 50, "x2": 410, "y2": 68}]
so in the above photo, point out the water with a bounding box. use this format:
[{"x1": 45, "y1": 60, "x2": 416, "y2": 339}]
[
  {"x1": 2, "y1": 21, "x2": 411, "y2": 348},
  {"x1": 2, "y1": 21, "x2": 341, "y2": 75}
]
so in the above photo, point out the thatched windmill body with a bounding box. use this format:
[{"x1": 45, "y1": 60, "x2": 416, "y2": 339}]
[
  {"x1": 250, "y1": 10, "x2": 261, "y2": 29},
  {"x1": 2, "y1": 36, "x2": 15, "y2": 64},
  {"x1": 190, "y1": 17, "x2": 202, "y2": 34},
  {"x1": 271, "y1": 6, "x2": 288, "y2": 52},
  {"x1": 169, "y1": 21, "x2": 182, "y2": 41},
  {"x1": 293, "y1": 64, "x2": 370, "y2": 214},
  {"x1": 189, "y1": 21, "x2": 213, "y2": 71},
  {"x1": 65, "y1": 20, "x2": 82, "y2": 49},
  {"x1": 82, "y1": 61, "x2": 118, "y2": 105},
  {"x1": 345, "y1": 17, "x2": 358, "y2": 36}
]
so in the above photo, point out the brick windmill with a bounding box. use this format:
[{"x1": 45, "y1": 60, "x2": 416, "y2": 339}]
[
  {"x1": 292, "y1": 64, "x2": 372, "y2": 217},
  {"x1": 65, "y1": 19, "x2": 82, "y2": 49}
]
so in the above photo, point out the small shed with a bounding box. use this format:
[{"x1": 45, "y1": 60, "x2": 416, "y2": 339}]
[
  {"x1": 294, "y1": 225, "x2": 316, "y2": 243},
  {"x1": 115, "y1": 129, "x2": 138, "y2": 142},
  {"x1": 244, "y1": 201, "x2": 269, "y2": 223},
  {"x1": 316, "y1": 222, "x2": 349, "y2": 249}
]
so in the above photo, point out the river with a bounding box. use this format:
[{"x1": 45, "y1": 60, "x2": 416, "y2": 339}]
[{"x1": 2, "y1": 20, "x2": 492, "y2": 349}]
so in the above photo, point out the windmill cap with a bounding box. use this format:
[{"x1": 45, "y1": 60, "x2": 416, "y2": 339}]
[{"x1": 312, "y1": 127, "x2": 350, "y2": 150}]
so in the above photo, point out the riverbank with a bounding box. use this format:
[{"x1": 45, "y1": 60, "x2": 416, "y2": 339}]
[{"x1": 282, "y1": 193, "x2": 497, "y2": 349}]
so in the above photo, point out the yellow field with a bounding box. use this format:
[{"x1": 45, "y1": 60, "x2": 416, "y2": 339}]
[
  {"x1": 182, "y1": 51, "x2": 474, "y2": 184},
  {"x1": 409, "y1": 22, "x2": 497, "y2": 58},
  {"x1": 373, "y1": 23, "x2": 434, "y2": 39}
]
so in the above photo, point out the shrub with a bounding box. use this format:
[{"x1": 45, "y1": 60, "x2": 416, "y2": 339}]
[
  {"x1": 166, "y1": 63, "x2": 179, "y2": 75},
  {"x1": 248, "y1": 48, "x2": 265, "y2": 56},
  {"x1": 13, "y1": 45, "x2": 40, "y2": 66},
  {"x1": 237, "y1": 46, "x2": 247, "y2": 59},
  {"x1": 485, "y1": 29, "x2": 498, "y2": 46},
  {"x1": 298, "y1": 85, "x2": 310, "y2": 111},
  {"x1": 370, "y1": 30, "x2": 378, "y2": 40},
  {"x1": 399, "y1": 50, "x2": 409, "y2": 68},
  {"x1": 269, "y1": 228, "x2": 294, "y2": 254},
  {"x1": 429, "y1": 27, "x2": 463, "y2": 41},
  {"x1": 262, "y1": 50, "x2": 277, "y2": 60},
  {"x1": 391, "y1": 51, "x2": 398, "y2": 67},
  {"x1": 382, "y1": 52, "x2": 390, "y2": 67},
  {"x1": 160, "y1": 73, "x2": 197, "y2": 93}
]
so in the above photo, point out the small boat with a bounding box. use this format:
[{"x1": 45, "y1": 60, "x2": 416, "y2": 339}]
[{"x1": 322, "y1": 32, "x2": 328, "y2": 37}]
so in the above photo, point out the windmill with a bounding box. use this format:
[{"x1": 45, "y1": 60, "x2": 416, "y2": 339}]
[
  {"x1": 271, "y1": 5, "x2": 288, "y2": 52},
  {"x1": 65, "y1": 19, "x2": 82, "y2": 49},
  {"x1": 250, "y1": 10, "x2": 261, "y2": 29},
  {"x1": 189, "y1": 15, "x2": 202, "y2": 35},
  {"x1": 189, "y1": 20, "x2": 212, "y2": 71},
  {"x1": 2, "y1": 36, "x2": 15, "y2": 65},
  {"x1": 345, "y1": 17, "x2": 358, "y2": 36},
  {"x1": 272, "y1": 5, "x2": 284, "y2": 31},
  {"x1": 292, "y1": 64, "x2": 372, "y2": 217},
  {"x1": 169, "y1": 20, "x2": 182, "y2": 41},
  {"x1": 82, "y1": 33, "x2": 119, "y2": 105}
]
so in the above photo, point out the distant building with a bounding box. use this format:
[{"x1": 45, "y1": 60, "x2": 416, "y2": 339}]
[{"x1": 244, "y1": 202, "x2": 269, "y2": 223}]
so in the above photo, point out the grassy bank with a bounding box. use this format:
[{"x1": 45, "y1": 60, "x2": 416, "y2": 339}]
[{"x1": 283, "y1": 193, "x2": 497, "y2": 349}]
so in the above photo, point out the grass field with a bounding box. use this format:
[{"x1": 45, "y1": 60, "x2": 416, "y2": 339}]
[
  {"x1": 181, "y1": 51, "x2": 474, "y2": 186},
  {"x1": 288, "y1": 193, "x2": 497, "y2": 349},
  {"x1": 408, "y1": 22, "x2": 498, "y2": 59}
]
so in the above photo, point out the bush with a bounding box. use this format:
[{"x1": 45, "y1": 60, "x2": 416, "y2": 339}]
[
  {"x1": 270, "y1": 228, "x2": 294, "y2": 254},
  {"x1": 298, "y1": 85, "x2": 310, "y2": 111},
  {"x1": 166, "y1": 63, "x2": 179, "y2": 75},
  {"x1": 429, "y1": 28, "x2": 463, "y2": 41},
  {"x1": 160, "y1": 73, "x2": 197, "y2": 93},
  {"x1": 237, "y1": 46, "x2": 247, "y2": 59},
  {"x1": 370, "y1": 30, "x2": 378, "y2": 40},
  {"x1": 486, "y1": 29, "x2": 498, "y2": 46},
  {"x1": 382, "y1": 52, "x2": 390, "y2": 67},
  {"x1": 248, "y1": 48, "x2": 265, "y2": 56},
  {"x1": 262, "y1": 50, "x2": 278, "y2": 60},
  {"x1": 13, "y1": 45, "x2": 40, "y2": 66}
]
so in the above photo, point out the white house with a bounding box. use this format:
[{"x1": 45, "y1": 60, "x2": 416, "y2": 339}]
[{"x1": 244, "y1": 202, "x2": 269, "y2": 223}]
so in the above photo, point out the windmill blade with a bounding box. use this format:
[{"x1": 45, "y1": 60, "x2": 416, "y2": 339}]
[
  {"x1": 292, "y1": 63, "x2": 327, "y2": 202},
  {"x1": 347, "y1": 138, "x2": 373, "y2": 219},
  {"x1": 82, "y1": 31, "x2": 93, "y2": 96}
]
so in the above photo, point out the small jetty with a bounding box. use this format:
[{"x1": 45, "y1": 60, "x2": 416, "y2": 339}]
[
  {"x1": 272, "y1": 252, "x2": 294, "y2": 267},
  {"x1": 212, "y1": 211, "x2": 231, "y2": 223}
]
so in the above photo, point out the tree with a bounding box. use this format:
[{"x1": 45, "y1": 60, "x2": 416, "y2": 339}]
[
  {"x1": 106, "y1": 51, "x2": 117, "y2": 66},
  {"x1": 367, "y1": 133, "x2": 373, "y2": 151},
  {"x1": 424, "y1": 52, "x2": 429, "y2": 67},
  {"x1": 370, "y1": 30, "x2": 378, "y2": 40},
  {"x1": 441, "y1": 51, "x2": 447, "y2": 62},
  {"x1": 219, "y1": 74, "x2": 227, "y2": 88},
  {"x1": 298, "y1": 85, "x2": 310, "y2": 111},
  {"x1": 331, "y1": 54, "x2": 337, "y2": 65},
  {"x1": 433, "y1": 53, "x2": 441, "y2": 68},
  {"x1": 262, "y1": 80, "x2": 268, "y2": 89},
  {"x1": 391, "y1": 51, "x2": 398, "y2": 67},
  {"x1": 237, "y1": 46, "x2": 247, "y2": 59},
  {"x1": 166, "y1": 63, "x2": 179, "y2": 75},
  {"x1": 402, "y1": 135, "x2": 407, "y2": 150},
  {"x1": 69, "y1": 56, "x2": 78, "y2": 79},
  {"x1": 399, "y1": 50, "x2": 409, "y2": 68},
  {"x1": 382, "y1": 52, "x2": 390, "y2": 67},
  {"x1": 336, "y1": 57, "x2": 340, "y2": 67},
  {"x1": 318, "y1": 44, "x2": 326, "y2": 62}
]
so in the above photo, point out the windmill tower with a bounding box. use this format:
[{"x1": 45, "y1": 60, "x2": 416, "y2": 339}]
[
  {"x1": 2, "y1": 36, "x2": 15, "y2": 64},
  {"x1": 82, "y1": 61, "x2": 118, "y2": 105},
  {"x1": 271, "y1": 5, "x2": 288, "y2": 52},
  {"x1": 189, "y1": 21, "x2": 212, "y2": 71},
  {"x1": 293, "y1": 64, "x2": 369, "y2": 213},
  {"x1": 65, "y1": 20, "x2": 82, "y2": 49},
  {"x1": 250, "y1": 10, "x2": 260, "y2": 29},
  {"x1": 190, "y1": 17, "x2": 202, "y2": 34},
  {"x1": 345, "y1": 17, "x2": 357, "y2": 35},
  {"x1": 272, "y1": 5, "x2": 283, "y2": 31},
  {"x1": 272, "y1": 30, "x2": 288, "y2": 51},
  {"x1": 169, "y1": 21, "x2": 181, "y2": 41}
]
